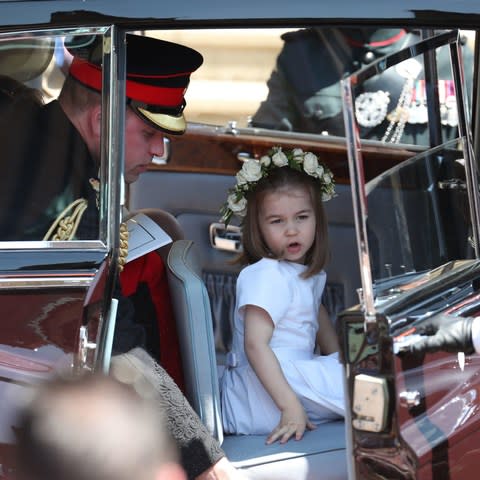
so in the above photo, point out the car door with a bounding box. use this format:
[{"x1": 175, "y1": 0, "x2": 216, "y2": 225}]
[
  {"x1": 0, "y1": 28, "x2": 122, "y2": 478},
  {"x1": 339, "y1": 29, "x2": 480, "y2": 479}
]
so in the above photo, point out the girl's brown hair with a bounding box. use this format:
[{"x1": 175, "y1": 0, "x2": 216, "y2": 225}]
[{"x1": 236, "y1": 167, "x2": 329, "y2": 278}]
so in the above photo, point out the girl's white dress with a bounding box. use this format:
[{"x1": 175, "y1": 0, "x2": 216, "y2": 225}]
[{"x1": 220, "y1": 258, "x2": 345, "y2": 435}]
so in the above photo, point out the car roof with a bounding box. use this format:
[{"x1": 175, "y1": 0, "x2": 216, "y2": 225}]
[{"x1": 1, "y1": 0, "x2": 480, "y2": 31}]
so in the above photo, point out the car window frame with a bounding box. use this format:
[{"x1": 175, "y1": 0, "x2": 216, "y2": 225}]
[
  {"x1": 341, "y1": 29, "x2": 480, "y2": 326},
  {"x1": 0, "y1": 25, "x2": 122, "y2": 253}
]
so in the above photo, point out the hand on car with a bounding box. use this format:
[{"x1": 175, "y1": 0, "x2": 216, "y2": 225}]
[
  {"x1": 409, "y1": 314, "x2": 476, "y2": 355},
  {"x1": 266, "y1": 397, "x2": 315, "y2": 445}
]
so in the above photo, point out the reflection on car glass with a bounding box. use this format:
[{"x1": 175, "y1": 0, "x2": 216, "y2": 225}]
[
  {"x1": 0, "y1": 35, "x2": 99, "y2": 241},
  {"x1": 366, "y1": 140, "x2": 473, "y2": 282},
  {"x1": 251, "y1": 27, "x2": 474, "y2": 146}
]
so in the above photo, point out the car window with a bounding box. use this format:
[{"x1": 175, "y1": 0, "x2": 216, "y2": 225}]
[
  {"x1": 0, "y1": 29, "x2": 110, "y2": 244},
  {"x1": 146, "y1": 28, "x2": 293, "y2": 128},
  {"x1": 341, "y1": 29, "x2": 478, "y2": 310},
  {"x1": 152, "y1": 27, "x2": 475, "y2": 146}
]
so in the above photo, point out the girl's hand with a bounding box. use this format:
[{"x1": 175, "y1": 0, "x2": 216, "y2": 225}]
[{"x1": 266, "y1": 398, "x2": 316, "y2": 445}]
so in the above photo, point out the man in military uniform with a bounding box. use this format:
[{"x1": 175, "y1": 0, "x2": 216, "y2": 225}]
[{"x1": 252, "y1": 27, "x2": 473, "y2": 146}]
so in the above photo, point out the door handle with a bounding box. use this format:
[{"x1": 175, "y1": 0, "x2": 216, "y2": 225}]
[
  {"x1": 78, "y1": 325, "x2": 96, "y2": 371},
  {"x1": 209, "y1": 222, "x2": 242, "y2": 253}
]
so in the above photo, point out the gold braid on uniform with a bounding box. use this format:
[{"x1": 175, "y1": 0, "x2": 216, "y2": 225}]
[
  {"x1": 43, "y1": 198, "x2": 88, "y2": 241},
  {"x1": 118, "y1": 221, "x2": 129, "y2": 272},
  {"x1": 44, "y1": 177, "x2": 130, "y2": 272}
]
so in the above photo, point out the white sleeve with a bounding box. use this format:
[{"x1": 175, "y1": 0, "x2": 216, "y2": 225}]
[
  {"x1": 236, "y1": 262, "x2": 291, "y2": 325},
  {"x1": 472, "y1": 317, "x2": 480, "y2": 354}
]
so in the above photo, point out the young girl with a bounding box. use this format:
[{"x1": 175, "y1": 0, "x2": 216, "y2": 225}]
[{"x1": 220, "y1": 146, "x2": 344, "y2": 445}]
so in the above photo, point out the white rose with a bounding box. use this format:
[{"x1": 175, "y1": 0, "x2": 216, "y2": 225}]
[
  {"x1": 236, "y1": 207, "x2": 247, "y2": 217},
  {"x1": 303, "y1": 152, "x2": 319, "y2": 176},
  {"x1": 236, "y1": 170, "x2": 247, "y2": 185},
  {"x1": 322, "y1": 173, "x2": 332, "y2": 184},
  {"x1": 260, "y1": 155, "x2": 271, "y2": 167},
  {"x1": 241, "y1": 159, "x2": 262, "y2": 182},
  {"x1": 292, "y1": 148, "x2": 304, "y2": 158},
  {"x1": 272, "y1": 151, "x2": 288, "y2": 167},
  {"x1": 228, "y1": 193, "x2": 247, "y2": 214},
  {"x1": 315, "y1": 165, "x2": 324, "y2": 178}
]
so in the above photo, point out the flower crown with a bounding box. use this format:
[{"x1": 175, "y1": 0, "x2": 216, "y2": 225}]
[{"x1": 220, "y1": 146, "x2": 335, "y2": 225}]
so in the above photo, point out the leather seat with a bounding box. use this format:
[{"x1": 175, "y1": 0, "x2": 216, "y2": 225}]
[{"x1": 166, "y1": 239, "x2": 224, "y2": 443}]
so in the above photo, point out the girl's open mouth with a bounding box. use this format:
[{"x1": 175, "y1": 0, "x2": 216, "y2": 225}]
[{"x1": 287, "y1": 242, "x2": 301, "y2": 254}]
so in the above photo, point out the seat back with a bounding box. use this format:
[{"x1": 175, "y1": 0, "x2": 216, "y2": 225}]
[
  {"x1": 166, "y1": 239, "x2": 223, "y2": 443},
  {"x1": 129, "y1": 207, "x2": 184, "y2": 260}
]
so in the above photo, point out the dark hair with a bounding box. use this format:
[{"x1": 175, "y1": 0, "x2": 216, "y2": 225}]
[{"x1": 237, "y1": 167, "x2": 329, "y2": 278}]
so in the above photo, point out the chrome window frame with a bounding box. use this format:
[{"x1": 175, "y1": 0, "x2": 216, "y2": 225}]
[
  {"x1": 341, "y1": 30, "x2": 479, "y2": 325},
  {"x1": 0, "y1": 25, "x2": 122, "y2": 253}
]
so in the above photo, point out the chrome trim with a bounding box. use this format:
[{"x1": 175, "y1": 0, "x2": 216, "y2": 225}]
[
  {"x1": 0, "y1": 26, "x2": 109, "y2": 41},
  {"x1": 95, "y1": 25, "x2": 126, "y2": 369},
  {"x1": 399, "y1": 390, "x2": 421, "y2": 408},
  {"x1": 194, "y1": 121, "x2": 425, "y2": 152},
  {"x1": 451, "y1": 36, "x2": 480, "y2": 259},
  {"x1": 78, "y1": 325, "x2": 97, "y2": 370},
  {"x1": 99, "y1": 297, "x2": 118, "y2": 374},
  {"x1": 225, "y1": 120, "x2": 239, "y2": 135},
  {"x1": 341, "y1": 75, "x2": 376, "y2": 323},
  {"x1": 0, "y1": 276, "x2": 93, "y2": 289},
  {"x1": 102, "y1": 25, "x2": 124, "y2": 252},
  {"x1": 0, "y1": 240, "x2": 106, "y2": 249}
]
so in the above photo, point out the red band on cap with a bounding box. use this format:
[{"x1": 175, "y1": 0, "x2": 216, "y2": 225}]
[
  {"x1": 69, "y1": 58, "x2": 186, "y2": 107},
  {"x1": 343, "y1": 29, "x2": 407, "y2": 48}
]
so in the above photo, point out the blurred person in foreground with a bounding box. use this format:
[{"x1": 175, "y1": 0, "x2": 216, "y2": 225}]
[{"x1": 15, "y1": 373, "x2": 186, "y2": 480}]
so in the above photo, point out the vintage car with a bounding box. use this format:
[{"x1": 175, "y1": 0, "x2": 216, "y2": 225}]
[{"x1": 1, "y1": 1, "x2": 480, "y2": 479}]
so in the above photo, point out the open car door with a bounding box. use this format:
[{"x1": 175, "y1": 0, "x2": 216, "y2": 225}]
[
  {"x1": 339, "y1": 30, "x2": 480, "y2": 479},
  {"x1": 0, "y1": 28, "x2": 123, "y2": 477}
]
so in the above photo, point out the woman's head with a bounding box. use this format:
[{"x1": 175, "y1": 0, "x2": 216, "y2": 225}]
[{"x1": 241, "y1": 166, "x2": 329, "y2": 277}]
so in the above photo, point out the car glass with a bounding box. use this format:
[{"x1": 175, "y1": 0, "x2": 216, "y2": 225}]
[
  {"x1": 155, "y1": 28, "x2": 474, "y2": 148},
  {"x1": 0, "y1": 32, "x2": 105, "y2": 243},
  {"x1": 367, "y1": 140, "x2": 472, "y2": 284},
  {"x1": 342, "y1": 29, "x2": 478, "y2": 309}
]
